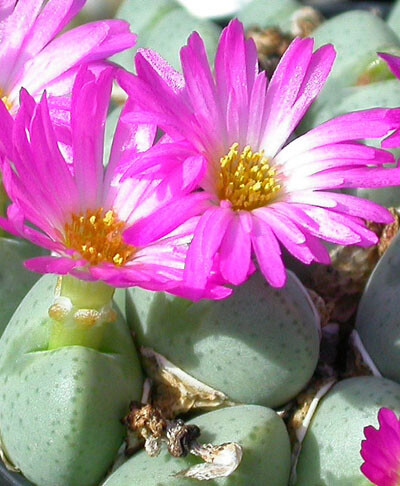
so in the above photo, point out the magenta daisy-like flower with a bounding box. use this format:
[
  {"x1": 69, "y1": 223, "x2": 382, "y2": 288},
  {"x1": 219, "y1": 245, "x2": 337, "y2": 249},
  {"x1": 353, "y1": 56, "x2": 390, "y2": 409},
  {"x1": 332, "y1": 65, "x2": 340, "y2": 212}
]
[
  {"x1": 0, "y1": 0, "x2": 135, "y2": 115},
  {"x1": 361, "y1": 408, "x2": 400, "y2": 486},
  {"x1": 0, "y1": 66, "x2": 229, "y2": 300},
  {"x1": 378, "y1": 52, "x2": 400, "y2": 148},
  {"x1": 119, "y1": 19, "x2": 400, "y2": 289}
]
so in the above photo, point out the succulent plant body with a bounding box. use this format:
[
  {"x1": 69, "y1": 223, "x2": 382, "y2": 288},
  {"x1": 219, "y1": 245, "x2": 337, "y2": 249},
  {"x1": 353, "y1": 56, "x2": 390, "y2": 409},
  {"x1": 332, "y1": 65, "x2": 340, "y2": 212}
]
[
  {"x1": 127, "y1": 270, "x2": 320, "y2": 409},
  {"x1": 0, "y1": 275, "x2": 143, "y2": 486},
  {"x1": 104, "y1": 405, "x2": 291, "y2": 486}
]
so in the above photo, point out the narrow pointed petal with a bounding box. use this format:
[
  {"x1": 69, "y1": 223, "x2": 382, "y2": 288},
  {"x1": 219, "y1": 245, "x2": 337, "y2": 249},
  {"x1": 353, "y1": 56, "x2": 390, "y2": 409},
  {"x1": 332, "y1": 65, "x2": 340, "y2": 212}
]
[
  {"x1": 13, "y1": 22, "x2": 109, "y2": 97},
  {"x1": 361, "y1": 408, "x2": 400, "y2": 486},
  {"x1": 219, "y1": 214, "x2": 253, "y2": 285},
  {"x1": 14, "y1": 0, "x2": 86, "y2": 62},
  {"x1": 378, "y1": 52, "x2": 400, "y2": 78},
  {"x1": 124, "y1": 193, "x2": 211, "y2": 247},
  {"x1": 278, "y1": 109, "x2": 400, "y2": 162},
  {"x1": 24, "y1": 256, "x2": 84, "y2": 275},
  {"x1": 251, "y1": 217, "x2": 286, "y2": 288},
  {"x1": 71, "y1": 66, "x2": 113, "y2": 209},
  {"x1": 184, "y1": 206, "x2": 233, "y2": 290}
]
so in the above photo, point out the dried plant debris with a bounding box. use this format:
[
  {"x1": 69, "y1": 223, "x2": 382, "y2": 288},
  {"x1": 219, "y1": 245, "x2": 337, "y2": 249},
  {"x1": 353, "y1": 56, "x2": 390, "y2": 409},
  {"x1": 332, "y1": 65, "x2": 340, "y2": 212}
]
[
  {"x1": 309, "y1": 252, "x2": 373, "y2": 325},
  {"x1": 307, "y1": 288, "x2": 330, "y2": 328},
  {"x1": 246, "y1": 27, "x2": 293, "y2": 79},
  {"x1": 0, "y1": 435, "x2": 20, "y2": 473},
  {"x1": 288, "y1": 378, "x2": 336, "y2": 485},
  {"x1": 283, "y1": 323, "x2": 339, "y2": 479},
  {"x1": 305, "y1": 210, "x2": 399, "y2": 326},
  {"x1": 316, "y1": 323, "x2": 341, "y2": 380},
  {"x1": 378, "y1": 208, "x2": 400, "y2": 257},
  {"x1": 175, "y1": 442, "x2": 243, "y2": 481},
  {"x1": 123, "y1": 402, "x2": 243, "y2": 481},
  {"x1": 111, "y1": 82, "x2": 128, "y2": 106},
  {"x1": 140, "y1": 346, "x2": 234, "y2": 418},
  {"x1": 344, "y1": 330, "x2": 382, "y2": 379},
  {"x1": 290, "y1": 6, "x2": 324, "y2": 37},
  {"x1": 288, "y1": 379, "x2": 336, "y2": 444},
  {"x1": 246, "y1": 7, "x2": 322, "y2": 79}
]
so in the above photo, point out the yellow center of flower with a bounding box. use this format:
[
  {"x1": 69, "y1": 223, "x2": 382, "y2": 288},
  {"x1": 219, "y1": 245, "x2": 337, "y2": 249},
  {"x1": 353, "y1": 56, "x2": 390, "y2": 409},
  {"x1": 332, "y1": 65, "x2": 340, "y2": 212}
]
[
  {"x1": 64, "y1": 208, "x2": 135, "y2": 266},
  {"x1": 217, "y1": 143, "x2": 281, "y2": 211},
  {"x1": 0, "y1": 89, "x2": 12, "y2": 111}
]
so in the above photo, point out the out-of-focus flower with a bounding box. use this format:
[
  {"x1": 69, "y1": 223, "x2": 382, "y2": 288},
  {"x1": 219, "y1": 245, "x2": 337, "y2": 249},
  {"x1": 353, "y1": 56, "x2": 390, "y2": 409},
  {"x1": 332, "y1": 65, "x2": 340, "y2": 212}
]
[
  {"x1": 361, "y1": 408, "x2": 400, "y2": 486},
  {"x1": 0, "y1": 0, "x2": 135, "y2": 115},
  {"x1": 378, "y1": 52, "x2": 400, "y2": 148},
  {"x1": 119, "y1": 19, "x2": 400, "y2": 290},
  {"x1": 0, "y1": 66, "x2": 229, "y2": 300}
]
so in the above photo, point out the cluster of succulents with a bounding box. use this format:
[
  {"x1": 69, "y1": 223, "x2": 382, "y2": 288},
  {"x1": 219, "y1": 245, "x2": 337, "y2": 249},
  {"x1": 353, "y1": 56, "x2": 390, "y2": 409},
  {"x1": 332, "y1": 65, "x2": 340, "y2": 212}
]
[{"x1": 1, "y1": 0, "x2": 400, "y2": 486}]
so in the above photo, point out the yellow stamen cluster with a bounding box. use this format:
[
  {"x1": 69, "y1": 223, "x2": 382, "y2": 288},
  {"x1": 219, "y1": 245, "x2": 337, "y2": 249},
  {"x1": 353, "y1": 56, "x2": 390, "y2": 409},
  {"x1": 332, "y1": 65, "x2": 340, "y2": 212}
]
[
  {"x1": 0, "y1": 89, "x2": 12, "y2": 112},
  {"x1": 64, "y1": 208, "x2": 135, "y2": 267},
  {"x1": 217, "y1": 143, "x2": 281, "y2": 211}
]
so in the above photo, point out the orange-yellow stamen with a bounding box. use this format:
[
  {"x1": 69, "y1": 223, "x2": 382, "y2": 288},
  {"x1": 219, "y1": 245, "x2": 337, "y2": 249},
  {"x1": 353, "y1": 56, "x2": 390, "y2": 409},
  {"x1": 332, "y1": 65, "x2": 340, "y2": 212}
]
[
  {"x1": 0, "y1": 89, "x2": 12, "y2": 112},
  {"x1": 217, "y1": 143, "x2": 281, "y2": 211},
  {"x1": 64, "y1": 208, "x2": 135, "y2": 266}
]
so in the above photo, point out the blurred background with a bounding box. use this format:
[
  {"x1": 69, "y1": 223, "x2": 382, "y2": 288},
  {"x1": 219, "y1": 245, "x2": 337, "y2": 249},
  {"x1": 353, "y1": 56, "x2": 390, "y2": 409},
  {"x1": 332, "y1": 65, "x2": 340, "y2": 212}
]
[{"x1": 76, "y1": 0, "x2": 396, "y2": 21}]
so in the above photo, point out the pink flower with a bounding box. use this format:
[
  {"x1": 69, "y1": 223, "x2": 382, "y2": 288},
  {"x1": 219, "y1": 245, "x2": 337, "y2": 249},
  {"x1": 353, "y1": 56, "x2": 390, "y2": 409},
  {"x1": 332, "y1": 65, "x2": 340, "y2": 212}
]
[
  {"x1": 0, "y1": 0, "x2": 135, "y2": 115},
  {"x1": 0, "y1": 66, "x2": 230, "y2": 300},
  {"x1": 378, "y1": 52, "x2": 400, "y2": 148},
  {"x1": 119, "y1": 19, "x2": 400, "y2": 290},
  {"x1": 361, "y1": 408, "x2": 400, "y2": 486}
]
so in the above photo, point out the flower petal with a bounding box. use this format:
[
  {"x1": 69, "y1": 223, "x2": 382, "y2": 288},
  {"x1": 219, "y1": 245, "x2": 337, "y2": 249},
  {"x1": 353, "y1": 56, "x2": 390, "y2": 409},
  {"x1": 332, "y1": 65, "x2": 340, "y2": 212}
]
[
  {"x1": 378, "y1": 52, "x2": 400, "y2": 79},
  {"x1": 278, "y1": 108, "x2": 400, "y2": 163},
  {"x1": 251, "y1": 216, "x2": 286, "y2": 288},
  {"x1": 184, "y1": 205, "x2": 233, "y2": 290},
  {"x1": 71, "y1": 66, "x2": 114, "y2": 209},
  {"x1": 124, "y1": 193, "x2": 212, "y2": 247},
  {"x1": 24, "y1": 256, "x2": 83, "y2": 275},
  {"x1": 219, "y1": 214, "x2": 253, "y2": 285},
  {"x1": 261, "y1": 38, "x2": 335, "y2": 156}
]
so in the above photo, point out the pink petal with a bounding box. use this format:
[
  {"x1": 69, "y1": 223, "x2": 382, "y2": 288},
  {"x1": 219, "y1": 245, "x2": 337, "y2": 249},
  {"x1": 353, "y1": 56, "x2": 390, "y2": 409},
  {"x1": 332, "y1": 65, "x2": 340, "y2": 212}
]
[
  {"x1": 184, "y1": 205, "x2": 233, "y2": 290},
  {"x1": 382, "y1": 131, "x2": 400, "y2": 149},
  {"x1": 287, "y1": 166, "x2": 400, "y2": 192},
  {"x1": 9, "y1": 94, "x2": 72, "y2": 232},
  {"x1": 13, "y1": 21, "x2": 110, "y2": 97},
  {"x1": 71, "y1": 66, "x2": 113, "y2": 209},
  {"x1": 247, "y1": 72, "x2": 268, "y2": 147},
  {"x1": 262, "y1": 39, "x2": 336, "y2": 156},
  {"x1": 80, "y1": 20, "x2": 136, "y2": 63},
  {"x1": 104, "y1": 98, "x2": 157, "y2": 192},
  {"x1": 15, "y1": 0, "x2": 86, "y2": 62},
  {"x1": 253, "y1": 207, "x2": 316, "y2": 265},
  {"x1": 285, "y1": 191, "x2": 393, "y2": 223},
  {"x1": 0, "y1": 0, "x2": 44, "y2": 89},
  {"x1": 276, "y1": 141, "x2": 394, "y2": 169},
  {"x1": 136, "y1": 47, "x2": 185, "y2": 94},
  {"x1": 24, "y1": 256, "x2": 84, "y2": 275},
  {"x1": 0, "y1": 100, "x2": 14, "y2": 155},
  {"x1": 131, "y1": 49, "x2": 193, "y2": 131},
  {"x1": 124, "y1": 193, "x2": 212, "y2": 247},
  {"x1": 361, "y1": 462, "x2": 397, "y2": 486},
  {"x1": 219, "y1": 214, "x2": 253, "y2": 285},
  {"x1": 214, "y1": 19, "x2": 257, "y2": 144},
  {"x1": 361, "y1": 408, "x2": 400, "y2": 486},
  {"x1": 272, "y1": 202, "x2": 367, "y2": 246},
  {"x1": 251, "y1": 216, "x2": 286, "y2": 288},
  {"x1": 0, "y1": 1, "x2": 17, "y2": 22},
  {"x1": 181, "y1": 31, "x2": 226, "y2": 153},
  {"x1": 378, "y1": 53, "x2": 400, "y2": 79},
  {"x1": 278, "y1": 108, "x2": 400, "y2": 162},
  {"x1": 41, "y1": 60, "x2": 114, "y2": 99}
]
